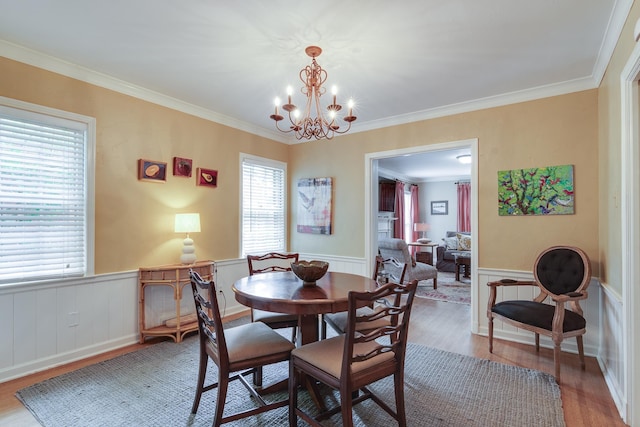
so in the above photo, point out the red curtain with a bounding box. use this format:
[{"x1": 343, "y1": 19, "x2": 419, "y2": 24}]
[
  {"x1": 394, "y1": 181, "x2": 405, "y2": 239},
  {"x1": 457, "y1": 182, "x2": 471, "y2": 232}
]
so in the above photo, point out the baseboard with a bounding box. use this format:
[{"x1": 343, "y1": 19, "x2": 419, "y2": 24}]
[{"x1": 0, "y1": 334, "x2": 138, "y2": 383}]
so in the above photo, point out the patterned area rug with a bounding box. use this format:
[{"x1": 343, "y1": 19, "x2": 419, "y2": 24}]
[
  {"x1": 16, "y1": 331, "x2": 565, "y2": 426},
  {"x1": 416, "y1": 271, "x2": 471, "y2": 304}
]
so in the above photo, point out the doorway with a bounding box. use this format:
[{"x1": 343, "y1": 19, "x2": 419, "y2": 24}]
[{"x1": 364, "y1": 138, "x2": 479, "y2": 332}]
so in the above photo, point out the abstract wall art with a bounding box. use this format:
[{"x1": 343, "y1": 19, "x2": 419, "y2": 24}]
[
  {"x1": 297, "y1": 177, "x2": 333, "y2": 234},
  {"x1": 498, "y1": 164, "x2": 574, "y2": 216}
]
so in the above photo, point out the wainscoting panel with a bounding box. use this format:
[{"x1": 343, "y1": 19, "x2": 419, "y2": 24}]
[
  {"x1": 598, "y1": 283, "x2": 625, "y2": 417},
  {"x1": 0, "y1": 271, "x2": 138, "y2": 383}
]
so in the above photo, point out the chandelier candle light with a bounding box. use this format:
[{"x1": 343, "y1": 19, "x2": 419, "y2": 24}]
[
  {"x1": 174, "y1": 213, "x2": 201, "y2": 264},
  {"x1": 270, "y1": 46, "x2": 357, "y2": 141}
]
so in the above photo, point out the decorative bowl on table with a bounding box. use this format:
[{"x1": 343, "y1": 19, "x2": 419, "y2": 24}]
[{"x1": 290, "y1": 260, "x2": 329, "y2": 286}]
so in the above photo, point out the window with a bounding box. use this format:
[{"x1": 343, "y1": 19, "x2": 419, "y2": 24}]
[
  {"x1": 240, "y1": 154, "x2": 286, "y2": 257},
  {"x1": 0, "y1": 97, "x2": 95, "y2": 285}
]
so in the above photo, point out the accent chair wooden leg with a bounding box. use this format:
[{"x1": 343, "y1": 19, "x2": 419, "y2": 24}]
[
  {"x1": 488, "y1": 316, "x2": 494, "y2": 353},
  {"x1": 553, "y1": 342, "x2": 562, "y2": 379},
  {"x1": 535, "y1": 333, "x2": 540, "y2": 352},
  {"x1": 433, "y1": 277, "x2": 437, "y2": 289},
  {"x1": 577, "y1": 335, "x2": 586, "y2": 371}
]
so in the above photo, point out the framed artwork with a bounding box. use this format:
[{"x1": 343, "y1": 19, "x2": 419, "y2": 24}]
[
  {"x1": 498, "y1": 164, "x2": 574, "y2": 216},
  {"x1": 297, "y1": 177, "x2": 333, "y2": 235},
  {"x1": 138, "y1": 159, "x2": 167, "y2": 182},
  {"x1": 196, "y1": 167, "x2": 218, "y2": 187},
  {"x1": 173, "y1": 157, "x2": 192, "y2": 177},
  {"x1": 431, "y1": 200, "x2": 448, "y2": 215}
]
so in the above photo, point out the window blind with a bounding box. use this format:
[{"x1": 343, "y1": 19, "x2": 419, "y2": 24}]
[
  {"x1": 0, "y1": 109, "x2": 88, "y2": 284},
  {"x1": 241, "y1": 156, "x2": 286, "y2": 256}
]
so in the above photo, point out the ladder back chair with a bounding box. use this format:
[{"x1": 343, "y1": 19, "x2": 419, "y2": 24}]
[
  {"x1": 322, "y1": 255, "x2": 407, "y2": 338},
  {"x1": 246, "y1": 252, "x2": 299, "y2": 385},
  {"x1": 487, "y1": 245, "x2": 591, "y2": 379},
  {"x1": 189, "y1": 271, "x2": 294, "y2": 426},
  {"x1": 289, "y1": 279, "x2": 419, "y2": 427}
]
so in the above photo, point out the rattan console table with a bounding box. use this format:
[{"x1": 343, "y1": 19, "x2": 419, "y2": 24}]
[{"x1": 138, "y1": 260, "x2": 214, "y2": 343}]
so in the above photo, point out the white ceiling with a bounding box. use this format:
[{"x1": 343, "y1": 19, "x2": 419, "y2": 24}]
[{"x1": 0, "y1": 1, "x2": 632, "y2": 179}]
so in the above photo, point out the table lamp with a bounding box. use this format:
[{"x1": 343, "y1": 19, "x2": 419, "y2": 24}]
[
  {"x1": 414, "y1": 223, "x2": 430, "y2": 243},
  {"x1": 175, "y1": 213, "x2": 201, "y2": 264}
]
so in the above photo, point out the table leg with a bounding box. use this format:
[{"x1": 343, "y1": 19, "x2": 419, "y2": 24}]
[{"x1": 297, "y1": 314, "x2": 319, "y2": 346}]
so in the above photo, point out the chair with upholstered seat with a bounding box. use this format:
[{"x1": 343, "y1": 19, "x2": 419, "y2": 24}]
[
  {"x1": 246, "y1": 252, "x2": 299, "y2": 339},
  {"x1": 189, "y1": 271, "x2": 295, "y2": 426},
  {"x1": 247, "y1": 252, "x2": 299, "y2": 385},
  {"x1": 322, "y1": 255, "x2": 407, "y2": 338},
  {"x1": 378, "y1": 237, "x2": 437, "y2": 289},
  {"x1": 487, "y1": 245, "x2": 591, "y2": 379},
  {"x1": 289, "y1": 279, "x2": 418, "y2": 426}
]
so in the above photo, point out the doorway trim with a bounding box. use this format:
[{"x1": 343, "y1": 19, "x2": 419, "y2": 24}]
[
  {"x1": 620, "y1": 36, "x2": 640, "y2": 426},
  {"x1": 364, "y1": 138, "x2": 479, "y2": 332}
]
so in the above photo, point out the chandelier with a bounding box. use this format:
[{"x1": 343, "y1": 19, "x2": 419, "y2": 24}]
[{"x1": 270, "y1": 46, "x2": 356, "y2": 141}]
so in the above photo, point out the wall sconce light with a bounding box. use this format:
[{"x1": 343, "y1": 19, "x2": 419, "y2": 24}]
[{"x1": 174, "y1": 213, "x2": 201, "y2": 264}]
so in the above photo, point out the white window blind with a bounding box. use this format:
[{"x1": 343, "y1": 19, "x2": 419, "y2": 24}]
[
  {"x1": 241, "y1": 155, "x2": 286, "y2": 256},
  {"x1": 0, "y1": 102, "x2": 91, "y2": 284}
]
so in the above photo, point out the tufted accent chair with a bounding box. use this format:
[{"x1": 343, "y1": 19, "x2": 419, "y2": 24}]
[{"x1": 487, "y1": 246, "x2": 591, "y2": 379}]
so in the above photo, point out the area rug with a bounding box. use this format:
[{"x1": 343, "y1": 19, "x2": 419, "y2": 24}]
[
  {"x1": 16, "y1": 334, "x2": 564, "y2": 426},
  {"x1": 416, "y1": 272, "x2": 471, "y2": 304}
]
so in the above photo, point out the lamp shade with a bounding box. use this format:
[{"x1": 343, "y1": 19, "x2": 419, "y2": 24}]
[
  {"x1": 175, "y1": 213, "x2": 201, "y2": 233},
  {"x1": 413, "y1": 223, "x2": 430, "y2": 232}
]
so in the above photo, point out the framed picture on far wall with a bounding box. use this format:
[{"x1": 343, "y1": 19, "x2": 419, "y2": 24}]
[
  {"x1": 431, "y1": 200, "x2": 448, "y2": 215},
  {"x1": 297, "y1": 177, "x2": 333, "y2": 235}
]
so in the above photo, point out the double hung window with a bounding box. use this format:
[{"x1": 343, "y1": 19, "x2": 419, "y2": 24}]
[
  {"x1": 240, "y1": 154, "x2": 286, "y2": 257},
  {"x1": 0, "y1": 98, "x2": 95, "y2": 285}
]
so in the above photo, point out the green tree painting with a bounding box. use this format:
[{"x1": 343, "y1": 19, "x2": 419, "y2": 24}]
[{"x1": 498, "y1": 165, "x2": 574, "y2": 216}]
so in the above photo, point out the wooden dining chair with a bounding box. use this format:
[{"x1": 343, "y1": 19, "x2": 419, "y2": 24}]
[
  {"x1": 321, "y1": 255, "x2": 407, "y2": 338},
  {"x1": 189, "y1": 271, "x2": 295, "y2": 426},
  {"x1": 289, "y1": 279, "x2": 419, "y2": 426},
  {"x1": 487, "y1": 245, "x2": 591, "y2": 379},
  {"x1": 246, "y1": 252, "x2": 299, "y2": 385}
]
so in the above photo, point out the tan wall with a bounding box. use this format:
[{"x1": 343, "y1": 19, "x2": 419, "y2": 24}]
[
  {"x1": 1, "y1": 56, "x2": 601, "y2": 278},
  {"x1": 290, "y1": 91, "x2": 600, "y2": 275},
  {"x1": 598, "y1": 2, "x2": 640, "y2": 294},
  {"x1": 0, "y1": 57, "x2": 288, "y2": 274}
]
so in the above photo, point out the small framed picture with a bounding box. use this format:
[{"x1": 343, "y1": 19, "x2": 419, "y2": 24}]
[
  {"x1": 138, "y1": 159, "x2": 167, "y2": 182},
  {"x1": 196, "y1": 167, "x2": 218, "y2": 187},
  {"x1": 173, "y1": 157, "x2": 192, "y2": 177},
  {"x1": 431, "y1": 200, "x2": 448, "y2": 215}
]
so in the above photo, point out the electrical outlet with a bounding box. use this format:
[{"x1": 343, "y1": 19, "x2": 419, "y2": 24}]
[{"x1": 68, "y1": 311, "x2": 79, "y2": 327}]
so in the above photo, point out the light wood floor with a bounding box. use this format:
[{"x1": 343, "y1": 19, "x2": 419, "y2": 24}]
[{"x1": 0, "y1": 297, "x2": 626, "y2": 426}]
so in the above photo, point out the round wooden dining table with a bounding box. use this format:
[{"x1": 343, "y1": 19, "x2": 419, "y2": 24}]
[{"x1": 232, "y1": 271, "x2": 377, "y2": 346}]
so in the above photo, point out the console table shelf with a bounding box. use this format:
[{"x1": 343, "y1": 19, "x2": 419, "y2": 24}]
[{"x1": 138, "y1": 260, "x2": 214, "y2": 343}]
